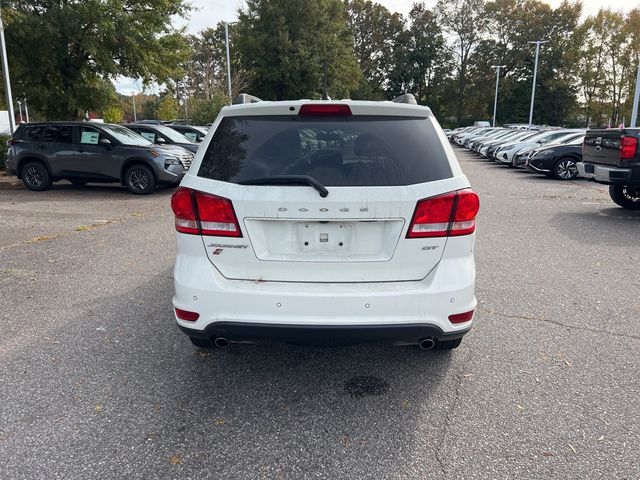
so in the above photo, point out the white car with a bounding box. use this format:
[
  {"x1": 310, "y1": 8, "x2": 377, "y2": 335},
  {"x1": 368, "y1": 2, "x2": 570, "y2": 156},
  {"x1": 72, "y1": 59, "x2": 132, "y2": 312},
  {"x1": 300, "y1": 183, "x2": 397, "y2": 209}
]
[
  {"x1": 493, "y1": 129, "x2": 584, "y2": 165},
  {"x1": 456, "y1": 127, "x2": 495, "y2": 146},
  {"x1": 171, "y1": 95, "x2": 479, "y2": 351}
]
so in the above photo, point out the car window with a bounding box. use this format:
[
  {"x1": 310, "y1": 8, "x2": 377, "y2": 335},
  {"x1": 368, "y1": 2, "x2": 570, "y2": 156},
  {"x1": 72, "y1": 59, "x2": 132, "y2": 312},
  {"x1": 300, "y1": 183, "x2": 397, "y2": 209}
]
[
  {"x1": 198, "y1": 115, "x2": 453, "y2": 186},
  {"x1": 22, "y1": 125, "x2": 73, "y2": 143},
  {"x1": 78, "y1": 126, "x2": 104, "y2": 145},
  {"x1": 135, "y1": 129, "x2": 158, "y2": 143},
  {"x1": 99, "y1": 124, "x2": 152, "y2": 146},
  {"x1": 182, "y1": 131, "x2": 199, "y2": 142},
  {"x1": 154, "y1": 125, "x2": 193, "y2": 143},
  {"x1": 56, "y1": 126, "x2": 73, "y2": 143},
  {"x1": 537, "y1": 132, "x2": 574, "y2": 144}
]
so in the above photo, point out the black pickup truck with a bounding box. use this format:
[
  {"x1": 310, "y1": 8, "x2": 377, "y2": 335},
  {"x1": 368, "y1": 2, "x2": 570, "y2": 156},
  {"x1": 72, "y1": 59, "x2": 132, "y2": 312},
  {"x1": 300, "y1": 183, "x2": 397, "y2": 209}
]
[{"x1": 578, "y1": 128, "x2": 640, "y2": 209}]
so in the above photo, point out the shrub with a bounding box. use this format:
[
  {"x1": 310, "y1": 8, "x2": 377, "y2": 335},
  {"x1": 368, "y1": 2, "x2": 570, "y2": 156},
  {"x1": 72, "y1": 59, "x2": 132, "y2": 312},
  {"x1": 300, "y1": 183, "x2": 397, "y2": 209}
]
[{"x1": 0, "y1": 134, "x2": 10, "y2": 170}]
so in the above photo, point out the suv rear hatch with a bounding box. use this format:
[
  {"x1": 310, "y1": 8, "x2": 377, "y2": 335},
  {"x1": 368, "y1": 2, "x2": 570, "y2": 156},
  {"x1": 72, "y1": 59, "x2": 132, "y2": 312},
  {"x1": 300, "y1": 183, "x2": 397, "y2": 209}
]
[{"x1": 178, "y1": 103, "x2": 473, "y2": 283}]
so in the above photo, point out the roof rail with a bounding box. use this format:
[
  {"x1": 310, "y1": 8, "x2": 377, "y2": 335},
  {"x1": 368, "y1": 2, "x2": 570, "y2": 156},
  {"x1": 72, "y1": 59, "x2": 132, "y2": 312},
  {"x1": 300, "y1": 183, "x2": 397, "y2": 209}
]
[
  {"x1": 232, "y1": 93, "x2": 263, "y2": 105},
  {"x1": 391, "y1": 93, "x2": 417, "y2": 105}
]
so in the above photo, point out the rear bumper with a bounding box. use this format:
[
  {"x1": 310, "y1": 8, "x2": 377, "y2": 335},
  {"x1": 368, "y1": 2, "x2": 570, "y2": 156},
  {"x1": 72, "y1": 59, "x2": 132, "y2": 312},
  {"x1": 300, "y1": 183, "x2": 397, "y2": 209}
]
[
  {"x1": 172, "y1": 235, "x2": 477, "y2": 340},
  {"x1": 178, "y1": 321, "x2": 470, "y2": 345},
  {"x1": 577, "y1": 162, "x2": 632, "y2": 184}
]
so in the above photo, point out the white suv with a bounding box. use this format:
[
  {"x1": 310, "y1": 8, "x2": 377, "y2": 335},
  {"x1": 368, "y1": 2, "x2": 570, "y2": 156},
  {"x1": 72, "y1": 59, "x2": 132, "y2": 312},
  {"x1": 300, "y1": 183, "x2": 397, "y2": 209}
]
[{"x1": 171, "y1": 95, "x2": 479, "y2": 351}]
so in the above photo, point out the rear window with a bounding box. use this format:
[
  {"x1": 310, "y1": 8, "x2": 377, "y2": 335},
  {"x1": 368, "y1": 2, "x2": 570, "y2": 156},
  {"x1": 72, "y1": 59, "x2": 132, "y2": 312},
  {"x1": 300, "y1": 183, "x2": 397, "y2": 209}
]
[
  {"x1": 198, "y1": 116, "x2": 452, "y2": 186},
  {"x1": 19, "y1": 125, "x2": 72, "y2": 143}
]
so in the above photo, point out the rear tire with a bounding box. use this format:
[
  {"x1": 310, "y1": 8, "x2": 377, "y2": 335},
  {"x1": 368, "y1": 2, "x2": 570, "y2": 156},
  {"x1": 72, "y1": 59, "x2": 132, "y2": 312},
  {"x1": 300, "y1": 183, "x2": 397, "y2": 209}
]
[
  {"x1": 124, "y1": 164, "x2": 156, "y2": 195},
  {"x1": 189, "y1": 337, "x2": 216, "y2": 349},
  {"x1": 436, "y1": 338, "x2": 462, "y2": 350},
  {"x1": 609, "y1": 184, "x2": 640, "y2": 210},
  {"x1": 21, "y1": 161, "x2": 52, "y2": 191},
  {"x1": 553, "y1": 158, "x2": 578, "y2": 180}
]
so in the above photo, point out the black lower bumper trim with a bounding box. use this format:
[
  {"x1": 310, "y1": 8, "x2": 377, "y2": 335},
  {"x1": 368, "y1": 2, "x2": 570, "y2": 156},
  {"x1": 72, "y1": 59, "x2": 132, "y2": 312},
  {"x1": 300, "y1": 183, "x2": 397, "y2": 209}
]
[{"x1": 177, "y1": 322, "x2": 470, "y2": 346}]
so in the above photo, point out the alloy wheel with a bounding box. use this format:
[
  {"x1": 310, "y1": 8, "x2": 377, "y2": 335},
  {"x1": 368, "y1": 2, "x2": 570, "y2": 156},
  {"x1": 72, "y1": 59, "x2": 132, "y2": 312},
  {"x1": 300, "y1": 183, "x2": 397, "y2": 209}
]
[
  {"x1": 556, "y1": 160, "x2": 577, "y2": 179},
  {"x1": 128, "y1": 168, "x2": 150, "y2": 192},
  {"x1": 24, "y1": 166, "x2": 45, "y2": 187}
]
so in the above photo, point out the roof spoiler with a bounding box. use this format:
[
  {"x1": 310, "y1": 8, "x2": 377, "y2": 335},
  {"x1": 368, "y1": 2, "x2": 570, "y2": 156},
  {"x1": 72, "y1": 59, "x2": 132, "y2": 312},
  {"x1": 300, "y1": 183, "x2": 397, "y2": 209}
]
[
  {"x1": 232, "y1": 93, "x2": 263, "y2": 105},
  {"x1": 391, "y1": 94, "x2": 417, "y2": 105}
]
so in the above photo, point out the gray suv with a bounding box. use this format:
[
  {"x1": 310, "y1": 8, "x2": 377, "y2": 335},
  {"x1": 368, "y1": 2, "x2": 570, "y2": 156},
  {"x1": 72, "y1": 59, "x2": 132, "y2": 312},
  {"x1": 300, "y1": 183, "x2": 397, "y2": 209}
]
[
  {"x1": 6, "y1": 122, "x2": 194, "y2": 194},
  {"x1": 125, "y1": 123, "x2": 199, "y2": 153}
]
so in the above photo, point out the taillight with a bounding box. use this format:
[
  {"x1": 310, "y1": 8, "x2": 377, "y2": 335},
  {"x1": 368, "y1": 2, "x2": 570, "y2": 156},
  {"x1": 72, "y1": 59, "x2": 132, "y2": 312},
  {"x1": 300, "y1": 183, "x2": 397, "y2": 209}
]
[
  {"x1": 6, "y1": 138, "x2": 18, "y2": 147},
  {"x1": 175, "y1": 307, "x2": 199, "y2": 321},
  {"x1": 170, "y1": 187, "x2": 242, "y2": 237},
  {"x1": 298, "y1": 104, "x2": 351, "y2": 116},
  {"x1": 619, "y1": 136, "x2": 637, "y2": 161},
  {"x1": 449, "y1": 310, "x2": 474, "y2": 324},
  {"x1": 407, "y1": 189, "x2": 479, "y2": 238}
]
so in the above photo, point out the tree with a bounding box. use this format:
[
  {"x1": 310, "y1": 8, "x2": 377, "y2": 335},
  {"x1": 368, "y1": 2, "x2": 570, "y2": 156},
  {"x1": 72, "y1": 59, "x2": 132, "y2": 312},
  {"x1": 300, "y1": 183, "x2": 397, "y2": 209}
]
[
  {"x1": 2, "y1": 0, "x2": 191, "y2": 120},
  {"x1": 346, "y1": 0, "x2": 403, "y2": 98},
  {"x1": 234, "y1": 0, "x2": 362, "y2": 100},
  {"x1": 474, "y1": 0, "x2": 581, "y2": 126},
  {"x1": 156, "y1": 96, "x2": 179, "y2": 121},
  {"x1": 170, "y1": 24, "x2": 252, "y2": 103},
  {"x1": 436, "y1": 0, "x2": 488, "y2": 124},
  {"x1": 190, "y1": 95, "x2": 228, "y2": 125},
  {"x1": 102, "y1": 105, "x2": 124, "y2": 124},
  {"x1": 384, "y1": 3, "x2": 451, "y2": 116}
]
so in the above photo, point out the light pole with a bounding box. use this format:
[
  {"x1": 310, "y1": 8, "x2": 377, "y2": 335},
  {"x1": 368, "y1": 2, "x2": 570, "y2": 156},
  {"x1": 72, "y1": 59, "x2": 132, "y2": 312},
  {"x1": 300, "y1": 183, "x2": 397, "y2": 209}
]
[
  {"x1": 0, "y1": 4, "x2": 16, "y2": 133},
  {"x1": 225, "y1": 22, "x2": 232, "y2": 102},
  {"x1": 132, "y1": 91, "x2": 137, "y2": 122},
  {"x1": 491, "y1": 65, "x2": 506, "y2": 127},
  {"x1": 17, "y1": 99, "x2": 22, "y2": 122},
  {"x1": 631, "y1": 63, "x2": 640, "y2": 128},
  {"x1": 24, "y1": 98, "x2": 28, "y2": 122},
  {"x1": 528, "y1": 40, "x2": 548, "y2": 127}
]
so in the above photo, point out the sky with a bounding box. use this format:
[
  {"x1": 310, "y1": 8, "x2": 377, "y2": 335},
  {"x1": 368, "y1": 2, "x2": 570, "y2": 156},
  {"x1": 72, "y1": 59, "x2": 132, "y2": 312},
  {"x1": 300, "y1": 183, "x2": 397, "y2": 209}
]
[
  {"x1": 177, "y1": 0, "x2": 635, "y2": 34},
  {"x1": 115, "y1": 0, "x2": 637, "y2": 94}
]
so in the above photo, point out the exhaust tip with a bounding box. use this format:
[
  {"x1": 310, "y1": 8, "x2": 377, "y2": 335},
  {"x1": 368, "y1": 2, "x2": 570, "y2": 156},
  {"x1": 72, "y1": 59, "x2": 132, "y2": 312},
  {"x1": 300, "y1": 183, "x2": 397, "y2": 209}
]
[
  {"x1": 418, "y1": 338, "x2": 436, "y2": 351},
  {"x1": 214, "y1": 337, "x2": 230, "y2": 349}
]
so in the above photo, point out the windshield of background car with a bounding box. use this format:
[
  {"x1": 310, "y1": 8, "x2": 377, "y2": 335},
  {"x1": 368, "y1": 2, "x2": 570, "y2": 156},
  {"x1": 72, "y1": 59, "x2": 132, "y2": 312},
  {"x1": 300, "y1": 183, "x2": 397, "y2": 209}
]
[
  {"x1": 557, "y1": 133, "x2": 584, "y2": 144},
  {"x1": 535, "y1": 131, "x2": 575, "y2": 144},
  {"x1": 101, "y1": 124, "x2": 153, "y2": 146},
  {"x1": 155, "y1": 125, "x2": 194, "y2": 143},
  {"x1": 198, "y1": 115, "x2": 453, "y2": 186},
  {"x1": 520, "y1": 131, "x2": 554, "y2": 143},
  {"x1": 502, "y1": 131, "x2": 535, "y2": 142}
]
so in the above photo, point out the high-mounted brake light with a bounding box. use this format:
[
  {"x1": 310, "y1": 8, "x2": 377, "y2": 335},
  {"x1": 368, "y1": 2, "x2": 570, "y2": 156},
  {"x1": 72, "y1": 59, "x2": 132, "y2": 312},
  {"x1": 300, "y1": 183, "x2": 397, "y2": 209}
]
[
  {"x1": 619, "y1": 135, "x2": 637, "y2": 161},
  {"x1": 298, "y1": 104, "x2": 352, "y2": 116},
  {"x1": 170, "y1": 187, "x2": 242, "y2": 237},
  {"x1": 407, "y1": 189, "x2": 479, "y2": 238}
]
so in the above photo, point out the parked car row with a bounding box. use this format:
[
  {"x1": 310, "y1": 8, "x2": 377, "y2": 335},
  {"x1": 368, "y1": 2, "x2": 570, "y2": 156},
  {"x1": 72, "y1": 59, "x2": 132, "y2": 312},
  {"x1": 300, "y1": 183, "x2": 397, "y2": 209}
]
[
  {"x1": 5, "y1": 121, "x2": 210, "y2": 194},
  {"x1": 449, "y1": 125, "x2": 640, "y2": 209},
  {"x1": 448, "y1": 125, "x2": 586, "y2": 180}
]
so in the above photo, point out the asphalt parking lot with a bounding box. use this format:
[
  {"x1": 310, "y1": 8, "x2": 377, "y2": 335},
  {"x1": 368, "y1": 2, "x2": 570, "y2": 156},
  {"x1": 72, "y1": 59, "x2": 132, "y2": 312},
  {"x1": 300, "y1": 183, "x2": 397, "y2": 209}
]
[{"x1": 1, "y1": 151, "x2": 639, "y2": 479}]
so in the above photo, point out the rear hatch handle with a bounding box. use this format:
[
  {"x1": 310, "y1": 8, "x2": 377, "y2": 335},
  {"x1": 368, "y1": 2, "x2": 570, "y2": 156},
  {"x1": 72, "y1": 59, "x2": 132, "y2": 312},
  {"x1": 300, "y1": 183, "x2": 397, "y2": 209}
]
[{"x1": 238, "y1": 175, "x2": 329, "y2": 198}]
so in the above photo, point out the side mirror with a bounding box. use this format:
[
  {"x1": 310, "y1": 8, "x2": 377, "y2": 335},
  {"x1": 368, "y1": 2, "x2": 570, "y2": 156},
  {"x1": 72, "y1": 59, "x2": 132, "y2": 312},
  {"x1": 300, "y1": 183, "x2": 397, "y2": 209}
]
[
  {"x1": 156, "y1": 137, "x2": 166, "y2": 144},
  {"x1": 98, "y1": 138, "x2": 112, "y2": 146}
]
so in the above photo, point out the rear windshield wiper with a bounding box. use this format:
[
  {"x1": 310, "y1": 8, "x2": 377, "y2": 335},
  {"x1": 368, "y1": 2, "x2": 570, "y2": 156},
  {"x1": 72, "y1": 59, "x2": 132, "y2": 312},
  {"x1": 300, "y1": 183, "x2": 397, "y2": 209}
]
[{"x1": 238, "y1": 175, "x2": 329, "y2": 198}]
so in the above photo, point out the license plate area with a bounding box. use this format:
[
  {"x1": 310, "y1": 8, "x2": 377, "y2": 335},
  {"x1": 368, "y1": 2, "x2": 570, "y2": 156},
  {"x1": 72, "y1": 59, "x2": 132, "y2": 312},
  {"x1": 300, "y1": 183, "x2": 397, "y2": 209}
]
[
  {"x1": 297, "y1": 222, "x2": 351, "y2": 252},
  {"x1": 244, "y1": 218, "x2": 404, "y2": 262}
]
